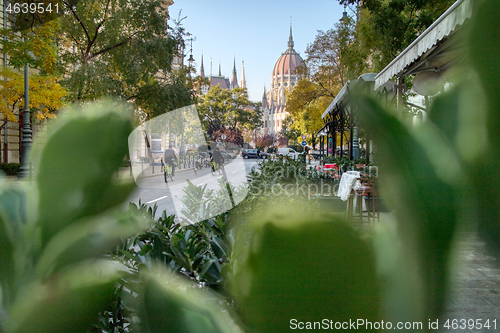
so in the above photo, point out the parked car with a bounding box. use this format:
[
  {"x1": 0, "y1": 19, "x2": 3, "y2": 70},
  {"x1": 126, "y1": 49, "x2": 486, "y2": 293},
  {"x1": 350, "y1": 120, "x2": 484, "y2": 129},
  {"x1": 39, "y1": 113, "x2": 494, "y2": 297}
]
[
  {"x1": 310, "y1": 150, "x2": 325, "y2": 160},
  {"x1": 278, "y1": 147, "x2": 301, "y2": 159},
  {"x1": 222, "y1": 150, "x2": 237, "y2": 159},
  {"x1": 242, "y1": 148, "x2": 260, "y2": 159}
]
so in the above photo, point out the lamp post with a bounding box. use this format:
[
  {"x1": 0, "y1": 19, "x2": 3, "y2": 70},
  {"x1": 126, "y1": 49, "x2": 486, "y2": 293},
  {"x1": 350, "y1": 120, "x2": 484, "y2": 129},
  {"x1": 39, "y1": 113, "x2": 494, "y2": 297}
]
[
  {"x1": 352, "y1": 126, "x2": 359, "y2": 159},
  {"x1": 19, "y1": 47, "x2": 34, "y2": 178},
  {"x1": 187, "y1": 38, "x2": 195, "y2": 77}
]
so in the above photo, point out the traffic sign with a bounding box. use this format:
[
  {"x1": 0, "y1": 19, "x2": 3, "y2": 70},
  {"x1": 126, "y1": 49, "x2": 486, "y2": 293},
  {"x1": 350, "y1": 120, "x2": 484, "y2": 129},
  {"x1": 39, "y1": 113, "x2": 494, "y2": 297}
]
[
  {"x1": 301, "y1": 141, "x2": 307, "y2": 146},
  {"x1": 221, "y1": 134, "x2": 227, "y2": 140},
  {"x1": 302, "y1": 135, "x2": 306, "y2": 140}
]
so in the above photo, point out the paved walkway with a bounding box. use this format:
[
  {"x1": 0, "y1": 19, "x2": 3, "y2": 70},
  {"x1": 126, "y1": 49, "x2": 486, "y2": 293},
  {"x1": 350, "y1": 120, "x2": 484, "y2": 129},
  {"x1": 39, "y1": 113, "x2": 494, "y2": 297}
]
[{"x1": 439, "y1": 231, "x2": 500, "y2": 332}]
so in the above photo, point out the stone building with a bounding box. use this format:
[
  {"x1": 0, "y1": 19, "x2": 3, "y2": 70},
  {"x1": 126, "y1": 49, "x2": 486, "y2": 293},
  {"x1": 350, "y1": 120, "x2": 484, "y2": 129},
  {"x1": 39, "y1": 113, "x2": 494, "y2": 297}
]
[
  {"x1": 262, "y1": 24, "x2": 304, "y2": 134},
  {"x1": 200, "y1": 56, "x2": 246, "y2": 94}
]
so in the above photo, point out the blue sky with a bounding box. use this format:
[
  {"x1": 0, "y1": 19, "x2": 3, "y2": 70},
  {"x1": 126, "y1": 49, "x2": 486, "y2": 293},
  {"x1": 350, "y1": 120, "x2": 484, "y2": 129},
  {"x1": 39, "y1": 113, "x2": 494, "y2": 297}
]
[{"x1": 169, "y1": 0, "x2": 345, "y2": 102}]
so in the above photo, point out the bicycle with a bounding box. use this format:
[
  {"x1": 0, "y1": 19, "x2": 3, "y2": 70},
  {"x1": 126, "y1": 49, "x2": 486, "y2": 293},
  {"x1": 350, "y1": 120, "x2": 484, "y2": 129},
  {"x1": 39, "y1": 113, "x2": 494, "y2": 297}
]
[
  {"x1": 210, "y1": 159, "x2": 223, "y2": 176},
  {"x1": 163, "y1": 162, "x2": 175, "y2": 182}
]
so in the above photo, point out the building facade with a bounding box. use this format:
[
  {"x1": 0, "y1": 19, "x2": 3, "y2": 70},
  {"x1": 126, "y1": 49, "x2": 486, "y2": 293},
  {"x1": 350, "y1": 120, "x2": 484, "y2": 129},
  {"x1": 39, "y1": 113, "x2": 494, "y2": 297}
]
[{"x1": 262, "y1": 25, "x2": 304, "y2": 134}]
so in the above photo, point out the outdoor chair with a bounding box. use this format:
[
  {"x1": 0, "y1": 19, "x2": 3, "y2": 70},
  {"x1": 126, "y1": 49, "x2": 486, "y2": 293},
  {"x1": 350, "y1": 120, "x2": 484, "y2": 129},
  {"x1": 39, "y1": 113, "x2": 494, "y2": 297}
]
[{"x1": 349, "y1": 175, "x2": 380, "y2": 225}]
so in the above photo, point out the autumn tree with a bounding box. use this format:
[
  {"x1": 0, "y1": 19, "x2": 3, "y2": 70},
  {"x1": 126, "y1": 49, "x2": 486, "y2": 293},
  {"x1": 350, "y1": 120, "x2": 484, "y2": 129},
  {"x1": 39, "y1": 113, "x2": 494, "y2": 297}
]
[
  {"x1": 280, "y1": 116, "x2": 301, "y2": 144},
  {"x1": 0, "y1": 68, "x2": 66, "y2": 124},
  {"x1": 0, "y1": 20, "x2": 66, "y2": 127},
  {"x1": 286, "y1": 78, "x2": 333, "y2": 149},
  {"x1": 56, "y1": 0, "x2": 193, "y2": 117},
  {"x1": 303, "y1": 14, "x2": 368, "y2": 98},
  {"x1": 212, "y1": 127, "x2": 244, "y2": 147},
  {"x1": 255, "y1": 134, "x2": 275, "y2": 151}
]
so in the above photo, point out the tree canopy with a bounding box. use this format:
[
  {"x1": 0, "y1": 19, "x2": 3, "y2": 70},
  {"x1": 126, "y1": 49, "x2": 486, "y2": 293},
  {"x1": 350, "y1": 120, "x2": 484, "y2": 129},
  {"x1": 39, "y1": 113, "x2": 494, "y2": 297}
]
[
  {"x1": 56, "y1": 0, "x2": 194, "y2": 116},
  {"x1": 286, "y1": 79, "x2": 332, "y2": 148},
  {"x1": 338, "y1": 0, "x2": 456, "y2": 71},
  {"x1": 303, "y1": 14, "x2": 369, "y2": 99},
  {"x1": 0, "y1": 68, "x2": 66, "y2": 123},
  {"x1": 0, "y1": 20, "x2": 66, "y2": 123},
  {"x1": 197, "y1": 86, "x2": 263, "y2": 138}
]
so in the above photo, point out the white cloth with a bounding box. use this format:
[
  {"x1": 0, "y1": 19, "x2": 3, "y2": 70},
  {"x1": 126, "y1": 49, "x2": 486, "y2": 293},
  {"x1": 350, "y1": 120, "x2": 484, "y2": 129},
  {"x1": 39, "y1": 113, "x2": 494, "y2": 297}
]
[{"x1": 337, "y1": 171, "x2": 361, "y2": 201}]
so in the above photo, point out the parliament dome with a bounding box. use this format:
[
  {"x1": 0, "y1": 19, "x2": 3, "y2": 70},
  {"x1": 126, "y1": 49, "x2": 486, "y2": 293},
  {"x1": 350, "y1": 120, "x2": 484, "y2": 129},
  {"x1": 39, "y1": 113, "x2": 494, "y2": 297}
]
[{"x1": 272, "y1": 28, "x2": 304, "y2": 77}]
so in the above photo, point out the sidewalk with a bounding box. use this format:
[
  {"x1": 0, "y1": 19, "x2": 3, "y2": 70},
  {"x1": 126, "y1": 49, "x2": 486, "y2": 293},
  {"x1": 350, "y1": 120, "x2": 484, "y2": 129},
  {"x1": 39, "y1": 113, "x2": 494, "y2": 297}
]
[{"x1": 439, "y1": 231, "x2": 500, "y2": 332}]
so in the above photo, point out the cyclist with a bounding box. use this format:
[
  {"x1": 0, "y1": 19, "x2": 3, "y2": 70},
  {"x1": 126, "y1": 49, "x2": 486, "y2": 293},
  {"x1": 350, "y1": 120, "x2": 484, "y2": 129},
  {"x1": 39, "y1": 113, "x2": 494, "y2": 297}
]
[
  {"x1": 163, "y1": 147, "x2": 179, "y2": 179},
  {"x1": 212, "y1": 147, "x2": 223, "y2": 170}
]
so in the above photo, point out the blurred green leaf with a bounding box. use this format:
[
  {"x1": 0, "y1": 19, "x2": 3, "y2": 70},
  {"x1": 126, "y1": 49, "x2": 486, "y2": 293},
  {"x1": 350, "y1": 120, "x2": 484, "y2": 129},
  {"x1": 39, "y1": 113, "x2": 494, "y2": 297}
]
[
  {"x1": 230, "y1": 209, "x2": 380, "y2": 332},
  {"x1": 354, "y1": 95, "x2": 460, "y2": 321},
  {"x1": 36, "y1": 103, "x2": 135, "y2": 247},
  {"x1": 0, "y1": 184, "x2": 26, "y2": 308},
  {"x1": 466, "y1": 0, "x2": 500, "y2": 255},
  {"x1": 138, "y1": 268, "x2": 242, "y2": 333},
  {"x1": 35, "y1": 211, "x2": 151, "y2": 279},
  {"x1": 469, "y1": 0, "x2": 500, "y2": 153},
  {"x1": 5, "y1": 260, "x2": 124, "y2": 333},
  {"x1": 427, "y1": 84, "x2": 460, "y2": 145}
]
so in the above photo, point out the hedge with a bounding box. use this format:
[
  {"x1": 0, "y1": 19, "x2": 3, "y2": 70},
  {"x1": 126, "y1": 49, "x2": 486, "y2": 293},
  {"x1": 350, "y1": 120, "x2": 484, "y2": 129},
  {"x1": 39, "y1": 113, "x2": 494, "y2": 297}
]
[{"x1": 0, "y1": 163, "x2": 21, "y2": 176}]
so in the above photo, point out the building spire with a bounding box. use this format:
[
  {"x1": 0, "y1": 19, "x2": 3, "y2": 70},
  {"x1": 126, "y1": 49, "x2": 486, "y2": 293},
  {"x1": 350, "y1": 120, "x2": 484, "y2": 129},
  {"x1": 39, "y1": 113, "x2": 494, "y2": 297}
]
[
  {"x1": 218, "y1": 63, "x2": 221, "y2": 77},
  {"x1": 288, "y1": 17, "x2": 294, "y2": 50},
  {"x1": 231, "y1": 56, "x2": 238, "y2": 88},
  {"x1": 262, "y1": 85, "x2": 268, "y2": 109},
  {"x1": 200, "y1": 54, "x2": 205, "y2": 79},
  {"x1": 240, "y1": 60, "x2": 246, "y2": 89}
]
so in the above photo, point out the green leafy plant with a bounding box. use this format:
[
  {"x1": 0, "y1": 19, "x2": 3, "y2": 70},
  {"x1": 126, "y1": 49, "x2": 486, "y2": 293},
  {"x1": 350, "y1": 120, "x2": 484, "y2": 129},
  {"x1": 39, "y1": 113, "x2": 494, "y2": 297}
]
[
  {"x1": 0, "y1": 101, "x2": 241, "y2": 333},
  {"x1": 0, "y1": 101, "x2": 150, "y2": 333},
  {"x1": 114, "y1": 202, "x2": 230, "y2": 290}
]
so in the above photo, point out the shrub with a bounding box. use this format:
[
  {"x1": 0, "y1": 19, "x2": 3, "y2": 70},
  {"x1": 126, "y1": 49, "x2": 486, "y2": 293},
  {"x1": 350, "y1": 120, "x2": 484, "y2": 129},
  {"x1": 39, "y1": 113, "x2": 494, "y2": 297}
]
[{"x1": 0, "y1": 163, "x2": 21, "y2": 176}]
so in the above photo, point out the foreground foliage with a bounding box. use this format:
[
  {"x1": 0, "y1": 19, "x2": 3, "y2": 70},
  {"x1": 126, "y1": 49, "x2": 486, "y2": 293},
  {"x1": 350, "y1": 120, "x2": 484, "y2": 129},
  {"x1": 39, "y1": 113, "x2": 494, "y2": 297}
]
[{"x1": 0, "y1": 3, "x2": 498, "y2": 332}]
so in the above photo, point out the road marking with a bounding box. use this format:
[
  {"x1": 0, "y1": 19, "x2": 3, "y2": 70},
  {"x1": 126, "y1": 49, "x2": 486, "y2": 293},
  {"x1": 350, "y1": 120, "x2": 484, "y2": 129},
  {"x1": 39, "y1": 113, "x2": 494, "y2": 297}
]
[
  {"x1": 146, "y1": 196, "x2": 168, "y2": 204},
  {"x1": 232, "y1": 170, "x2": 238, "y2": 173}
]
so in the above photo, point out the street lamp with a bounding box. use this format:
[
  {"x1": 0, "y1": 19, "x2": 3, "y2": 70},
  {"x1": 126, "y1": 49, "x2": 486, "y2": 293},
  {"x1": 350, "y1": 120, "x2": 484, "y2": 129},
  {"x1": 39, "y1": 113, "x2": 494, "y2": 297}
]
[
  {"x1": 186, "y1": 38, "x2": 195, "y2": 78},
  {"x1": 19, "y1": 35, "x2": 35, "y2": 179}
]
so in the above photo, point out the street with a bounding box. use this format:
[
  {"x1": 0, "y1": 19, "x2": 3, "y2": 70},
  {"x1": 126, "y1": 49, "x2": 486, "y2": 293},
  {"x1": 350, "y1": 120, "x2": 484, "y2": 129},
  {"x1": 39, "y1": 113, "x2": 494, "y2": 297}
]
[{"x1": 127, "y1": 157, "x2": 260, "y2": 221}]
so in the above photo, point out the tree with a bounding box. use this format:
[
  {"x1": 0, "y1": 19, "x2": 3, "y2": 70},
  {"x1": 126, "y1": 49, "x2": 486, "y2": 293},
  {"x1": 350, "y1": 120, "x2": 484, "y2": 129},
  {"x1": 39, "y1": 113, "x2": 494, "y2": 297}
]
[
  {"x1": 304, "y1": 14, "x2": 368, "y2": 98},
  {"x1": 56, "y1": 0, "x2": 193, "y2": 116},
  {"x1": 338, "y1": 0, "x2": 456, "y2": 71},
  {"x1": 286, "y1": 79, "x2": 333, "y2": 149},
  {"x1": 197, "y1": 85, "x2": 262, "y2": 139},
  {"x1": 255, "y1": 134, "x2": 275, "y2": 151},
  {"x1": 0, "y1": 68, "x2": 66, "y2": 124},
  {"x1": 1, "y1": 20, "x2": 60, "y2": 75},
  {"x1": 280, "y1": 116, "x2": 301, "y2": 144},
  {"x1": 212, "y1": 127, "x2": 244, "y2": 147},
  {"x1": 0, "y1": 20, "x2": 66, "y2": 128}
]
